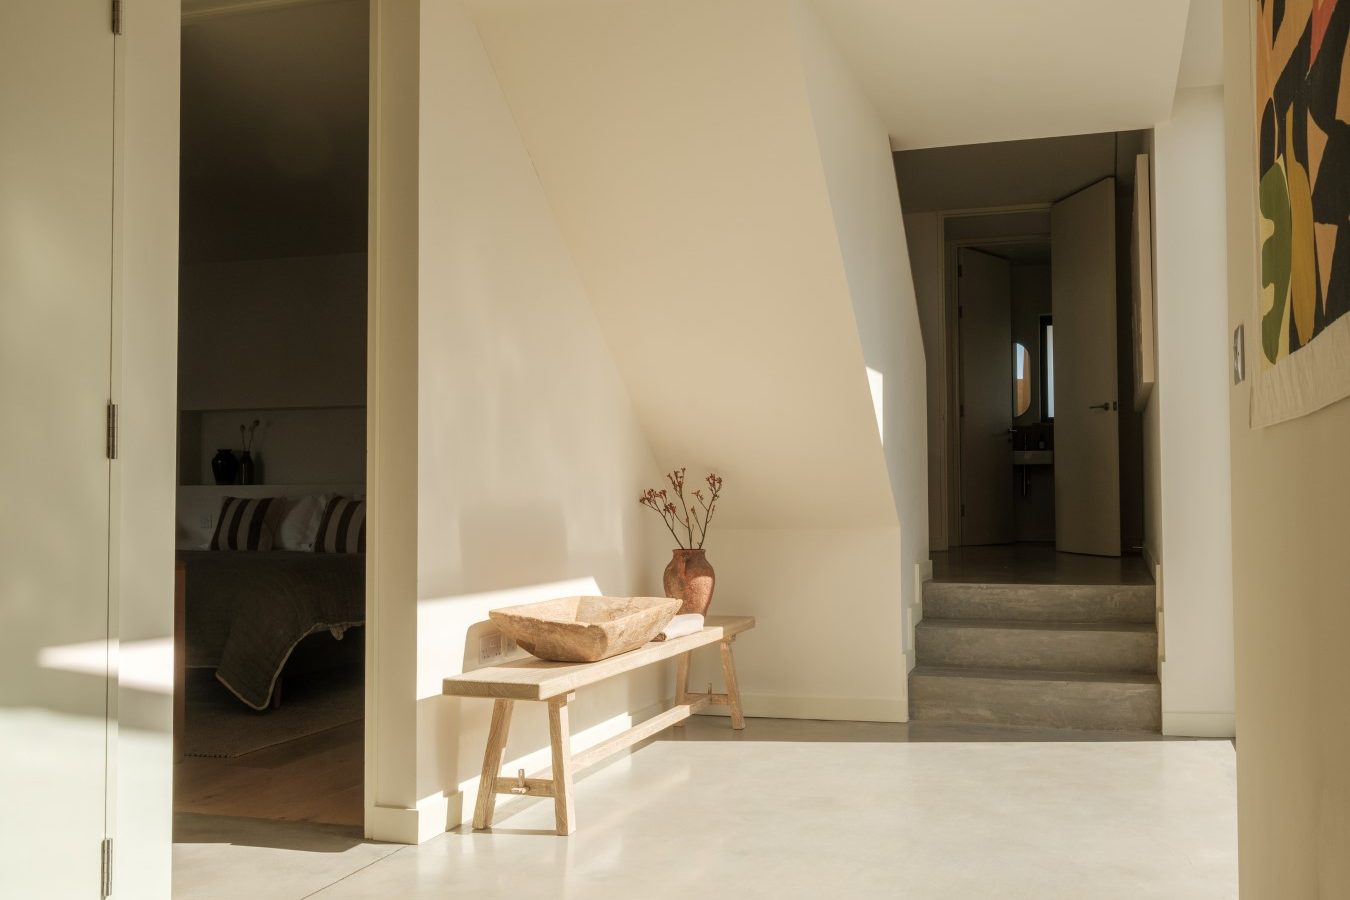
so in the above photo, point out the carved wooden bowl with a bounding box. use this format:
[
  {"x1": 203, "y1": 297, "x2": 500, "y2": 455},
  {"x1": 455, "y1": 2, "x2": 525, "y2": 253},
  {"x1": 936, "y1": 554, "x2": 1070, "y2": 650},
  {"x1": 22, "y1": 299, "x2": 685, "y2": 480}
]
[{"x1": 488, "y1": 596, "x2": 681, "y2": 663}]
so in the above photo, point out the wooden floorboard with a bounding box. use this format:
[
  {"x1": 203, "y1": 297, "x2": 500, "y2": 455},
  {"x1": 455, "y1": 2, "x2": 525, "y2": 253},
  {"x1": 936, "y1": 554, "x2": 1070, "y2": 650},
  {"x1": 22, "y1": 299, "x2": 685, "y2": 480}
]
[{"x1": 174, "y1": 719, "x2": 364, "y2": 827}]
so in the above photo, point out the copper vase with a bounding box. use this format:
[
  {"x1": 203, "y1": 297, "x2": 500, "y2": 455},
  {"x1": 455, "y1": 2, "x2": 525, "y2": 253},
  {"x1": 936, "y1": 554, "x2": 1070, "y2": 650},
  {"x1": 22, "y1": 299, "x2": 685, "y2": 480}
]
[{"x1": 663, "y1": 548, "x2": 715, "y2": 616}]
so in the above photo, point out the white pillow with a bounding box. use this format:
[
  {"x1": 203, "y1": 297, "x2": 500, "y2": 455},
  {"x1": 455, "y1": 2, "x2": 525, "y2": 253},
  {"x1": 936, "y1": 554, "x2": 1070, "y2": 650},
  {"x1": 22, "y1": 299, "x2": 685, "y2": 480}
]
[{"x1": 276, "y1": 494, "x2": 329, "y2": 551}]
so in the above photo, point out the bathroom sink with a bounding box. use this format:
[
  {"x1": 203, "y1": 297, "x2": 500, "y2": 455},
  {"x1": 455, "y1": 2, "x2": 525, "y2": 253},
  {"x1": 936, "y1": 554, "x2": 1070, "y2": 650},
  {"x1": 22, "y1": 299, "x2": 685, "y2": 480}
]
[
  {"x1": 1013, "y1": 449, "x2": 1054, "y2": 466},
  {"x1": 488, "y1": 596, "x2": 682, "y2": 663}
]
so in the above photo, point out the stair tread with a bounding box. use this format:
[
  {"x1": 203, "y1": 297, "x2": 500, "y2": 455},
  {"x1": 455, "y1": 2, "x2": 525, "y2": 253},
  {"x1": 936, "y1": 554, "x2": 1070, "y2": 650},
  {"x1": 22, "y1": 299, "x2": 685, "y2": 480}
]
[
  {"x1": 910, "y1": 664, "x2": 1159, "y2": 685},
  {"x1": 930, "y1": 579, "x2": 1153, "y2": 588},
  {"x1": 916, "y1": 618, "x2": 1156, "y2": 634}
]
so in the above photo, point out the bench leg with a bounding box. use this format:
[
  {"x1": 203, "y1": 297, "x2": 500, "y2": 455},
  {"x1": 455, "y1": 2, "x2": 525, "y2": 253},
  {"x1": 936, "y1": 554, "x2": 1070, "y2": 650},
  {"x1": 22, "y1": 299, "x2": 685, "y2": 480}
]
[
  {"x1": 720, "y1": 637, "x2": 746, "y2": 730},
  {"x1": 673, "y1": 651, "x2": 691, "y2": 726},
  {"x1": 472, "y1": 698, "x2": 514, "y2": 830},
  {"x1": 548, "y1": 693, "x2": 577, "y2": 836}
]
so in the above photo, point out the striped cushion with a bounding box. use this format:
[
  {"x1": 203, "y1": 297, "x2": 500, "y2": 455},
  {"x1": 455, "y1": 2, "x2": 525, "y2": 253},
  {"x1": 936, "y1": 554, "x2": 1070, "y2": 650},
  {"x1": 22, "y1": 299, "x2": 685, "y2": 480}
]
[
  {"x1": 315, "y1": 496, "x2": 366, "y2": 553},
  {"x1": 209, "y1": 496, "x2": 284, "y2": 551}
]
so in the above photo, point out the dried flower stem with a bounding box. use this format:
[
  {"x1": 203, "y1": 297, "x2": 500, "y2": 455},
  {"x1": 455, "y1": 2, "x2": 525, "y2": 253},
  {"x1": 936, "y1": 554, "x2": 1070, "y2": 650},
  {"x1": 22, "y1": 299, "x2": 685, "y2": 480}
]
[
  {"x1": 640, "y1": 488, "x2": 687, "y2": 548},
  {"x1": 668, "y1": 468, "x2": 696, "y2": 548},
  {"x1": 640, "y1": 470, "x2": 723, "y2": 550},
  {"x1": 240, "y1": 419, "x2": 261, "y2": 452}
]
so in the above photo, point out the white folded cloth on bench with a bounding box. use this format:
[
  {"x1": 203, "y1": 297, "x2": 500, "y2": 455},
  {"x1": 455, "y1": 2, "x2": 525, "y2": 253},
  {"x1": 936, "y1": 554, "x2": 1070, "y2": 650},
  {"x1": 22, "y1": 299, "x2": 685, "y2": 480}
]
[{"x1": 654, "y1": 613, "x2": 704, "y2": 642}]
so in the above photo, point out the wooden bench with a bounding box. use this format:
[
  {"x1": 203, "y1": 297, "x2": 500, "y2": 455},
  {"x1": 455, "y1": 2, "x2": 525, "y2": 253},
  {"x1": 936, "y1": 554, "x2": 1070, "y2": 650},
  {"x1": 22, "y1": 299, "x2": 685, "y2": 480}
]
[{"x1": 443, "y1": 614, "x2": 755, "y2": 835}]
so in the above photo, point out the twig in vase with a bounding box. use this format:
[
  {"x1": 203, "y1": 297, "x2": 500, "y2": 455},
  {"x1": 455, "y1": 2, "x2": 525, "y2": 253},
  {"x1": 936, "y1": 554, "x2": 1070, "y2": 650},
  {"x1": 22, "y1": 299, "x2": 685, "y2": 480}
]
[
  {"x1": 640, "y1": 470, "x2": 723, "y2": 550},
  {"x1": 640, "y1": 489, "x2": 686, "y2": 548},
  {"x1": 240, "y1": 419, "x2": 261, "y2": 452},
  {"x1": 667, "y1": 467, "x2": 695, "y2": 548}
]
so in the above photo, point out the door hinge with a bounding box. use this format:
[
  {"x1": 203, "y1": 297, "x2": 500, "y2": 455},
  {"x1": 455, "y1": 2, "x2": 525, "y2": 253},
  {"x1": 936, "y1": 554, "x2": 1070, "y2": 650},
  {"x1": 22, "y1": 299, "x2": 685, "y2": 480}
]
[
  {"x1": 959, "y1": 403, "x2": 964, "y2": 417},
  {"x1": 106, "y1": 402, "x2": 118, "y2": 460},
  {"x1": 958, "y1": 263, "x2": 963, "y2": 277},
  {"x1": 961, "y1": 503, "x2": 966, "y2": 517},
  {"x1": 111, "y1": 0, "x2": 122, "y2": 35},
  {"x1": 100, "y1": 837, "x2": 113, "y2": 898}
]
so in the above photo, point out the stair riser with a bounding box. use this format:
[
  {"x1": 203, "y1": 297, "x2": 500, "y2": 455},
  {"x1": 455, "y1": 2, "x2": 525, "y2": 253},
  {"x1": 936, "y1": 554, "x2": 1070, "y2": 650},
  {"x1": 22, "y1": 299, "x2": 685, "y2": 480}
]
[
  {"x1": 909, "y1": 674, "x2": 1161, "y2": 732},
  {"x1": 916, "y1": 625, "x2": 1157, "y2": 674},
  {"x1": 924, "y1": 582, "x2": 1155, "y2": 624}
]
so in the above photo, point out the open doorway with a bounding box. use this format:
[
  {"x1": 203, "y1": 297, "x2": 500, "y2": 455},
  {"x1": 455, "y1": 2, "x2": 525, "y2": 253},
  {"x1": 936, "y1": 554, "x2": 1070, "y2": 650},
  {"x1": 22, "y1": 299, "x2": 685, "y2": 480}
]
[
  {"x1": 953, "y1": 238, "x2": 1055, "y2": 547},
  {"x1": 900, "y1": 132, "x2": 1148, "y2": 559},
  {"x1": 172, "y1": 0, "x2": 369, "y2": 830}
]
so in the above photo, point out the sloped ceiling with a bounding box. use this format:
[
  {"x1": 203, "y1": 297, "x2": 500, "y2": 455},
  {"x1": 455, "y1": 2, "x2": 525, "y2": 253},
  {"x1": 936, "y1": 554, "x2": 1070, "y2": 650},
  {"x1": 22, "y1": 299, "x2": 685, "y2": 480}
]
[
  {"x1": 808, "y1": 0, "x2": 1191, "y2": 149},
  {"x1": 465, "y1": 0, "x2": 897, "y2": 529}
]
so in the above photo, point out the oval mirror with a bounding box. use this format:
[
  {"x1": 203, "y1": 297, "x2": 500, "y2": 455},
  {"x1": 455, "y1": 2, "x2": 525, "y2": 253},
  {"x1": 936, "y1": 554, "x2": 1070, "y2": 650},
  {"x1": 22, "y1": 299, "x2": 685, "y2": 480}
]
[{"x1": 1013, "y1": 342, "x2": 1032, "y2": 418}]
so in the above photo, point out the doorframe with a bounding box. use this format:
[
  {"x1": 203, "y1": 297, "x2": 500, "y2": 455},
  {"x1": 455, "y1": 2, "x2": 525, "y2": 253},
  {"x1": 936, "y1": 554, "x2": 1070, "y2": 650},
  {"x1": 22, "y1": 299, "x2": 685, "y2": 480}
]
[
  {"x1": 109, "y1": 0, "x2": 406, "y2": 890},
  {"x1": 934, "y1": 204, "x2": 1051, "y2": 549},
  {"x1": 363, "y1": 0, "x2": 420, "y2": 844}
]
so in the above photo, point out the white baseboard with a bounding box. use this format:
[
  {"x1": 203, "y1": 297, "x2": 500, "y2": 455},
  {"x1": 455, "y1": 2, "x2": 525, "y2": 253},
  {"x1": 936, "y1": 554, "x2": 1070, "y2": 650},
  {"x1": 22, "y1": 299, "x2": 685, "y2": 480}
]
[
  {"x1": 1162, "y1": 711, "x2": 1235, "y2": 738},
  {"x1": 904, "y1": 559, "x2": 932, "y2": 677},
  {"x1": 695, "y1": 692, "x2": 907, "y2": 723},
  {"x1": 366, "y1": 792, "x2": 455, "y2": 844},
  {"x1": 1141, "y1": 544, "x2": 1158, "y2": 576}
]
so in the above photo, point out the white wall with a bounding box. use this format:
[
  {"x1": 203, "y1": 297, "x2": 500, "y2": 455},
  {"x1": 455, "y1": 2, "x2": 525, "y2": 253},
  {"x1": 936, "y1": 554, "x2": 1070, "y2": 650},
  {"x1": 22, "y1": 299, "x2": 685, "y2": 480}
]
[
  {"x1": 791, "y1": 0, "x2": 928, "y2": 675},
  {"x1": 688, "y1": 527, "x2": 906, "y2": 720},
  {"x1": 467, "y1": 0, "x2": 895, "y2": 531},
  {"x1": 177, "y1": 254, "x2": 367, "y2": 488},
  {"x1": 1222, "y1": 0, "x2": 1350, "y2": 892},
  {"x1": 1147, "y1": 86, "x2": 1235, "y2": 738},
  {"x1": 903, "y1": 212, "x2": 946, "y2": 552},
  {"x1": 467, "y1": 0, "x2": 920, "y2": 722},
  {"x1": 178, "y1": 254, "x2": 367, "y2": 411},
  {"x1": 403, "y1": 0, "x2": 665, "y2": 839}
]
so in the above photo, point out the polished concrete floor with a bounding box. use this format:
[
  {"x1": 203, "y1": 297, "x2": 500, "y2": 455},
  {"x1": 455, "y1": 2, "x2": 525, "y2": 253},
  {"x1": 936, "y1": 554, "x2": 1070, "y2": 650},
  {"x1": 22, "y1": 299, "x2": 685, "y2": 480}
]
[
  {"x1": 932, "y1": 544, "x2": 1153, "y2": 585},
  {"x1": 173, "y1": 716, "x2": 1236, "y2": 899}
]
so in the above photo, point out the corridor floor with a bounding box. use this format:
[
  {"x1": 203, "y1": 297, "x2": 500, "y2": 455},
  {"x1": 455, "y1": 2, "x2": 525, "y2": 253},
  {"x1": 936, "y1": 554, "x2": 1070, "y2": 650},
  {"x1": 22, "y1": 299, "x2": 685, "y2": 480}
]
[{"x1": 173, "y1": 717, "x2": 1237, "y2": 900}]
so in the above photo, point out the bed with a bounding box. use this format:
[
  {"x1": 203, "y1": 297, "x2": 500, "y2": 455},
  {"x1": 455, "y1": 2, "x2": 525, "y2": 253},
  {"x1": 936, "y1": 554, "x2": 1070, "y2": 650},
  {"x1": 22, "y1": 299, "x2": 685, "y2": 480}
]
[{"x1": 175, "y1": 550, "x2": 365, "y2": 712}]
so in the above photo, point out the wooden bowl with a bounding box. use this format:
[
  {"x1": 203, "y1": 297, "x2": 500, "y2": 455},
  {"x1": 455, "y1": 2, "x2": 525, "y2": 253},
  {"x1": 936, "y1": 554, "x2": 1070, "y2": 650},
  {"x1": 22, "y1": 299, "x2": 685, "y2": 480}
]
[{"x1": 488, "y1": 596, "x2": 682, "y2": 663}]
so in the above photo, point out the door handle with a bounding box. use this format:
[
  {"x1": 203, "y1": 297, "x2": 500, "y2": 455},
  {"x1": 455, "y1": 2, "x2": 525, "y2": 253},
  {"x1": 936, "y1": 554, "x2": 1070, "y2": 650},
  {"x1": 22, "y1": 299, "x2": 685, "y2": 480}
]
[{"x1": 1088, "y1": 402, "x2": 1112, "y2": 411}]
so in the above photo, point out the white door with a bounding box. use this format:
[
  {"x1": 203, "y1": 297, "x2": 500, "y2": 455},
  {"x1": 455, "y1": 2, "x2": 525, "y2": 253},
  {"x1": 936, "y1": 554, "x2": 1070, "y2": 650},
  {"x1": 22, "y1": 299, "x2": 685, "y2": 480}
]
[
  {"x1": 0, "y1": 2, "x2": 116, "y2": 896},
  {"x1": 958, "y1": 248, "x2": 1015, "y2": 546},
  {"x1": 1052, "y1": 178, "x2": 1121, "y2": 556}
]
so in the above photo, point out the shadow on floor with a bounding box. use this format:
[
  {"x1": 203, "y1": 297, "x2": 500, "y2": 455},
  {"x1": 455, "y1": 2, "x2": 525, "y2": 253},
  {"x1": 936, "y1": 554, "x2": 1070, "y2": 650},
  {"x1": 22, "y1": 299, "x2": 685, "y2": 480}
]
[{"x1": 173, "y1": 813, "x2": 377, "y2": 854}]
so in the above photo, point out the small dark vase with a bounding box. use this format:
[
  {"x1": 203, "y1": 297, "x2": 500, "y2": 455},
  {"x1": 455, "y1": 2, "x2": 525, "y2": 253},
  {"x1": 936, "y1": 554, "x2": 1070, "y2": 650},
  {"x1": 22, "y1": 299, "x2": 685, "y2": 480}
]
[
  {"x1": 239, "y1": 450, "x2": 255, "y2": 486},
  {"x1": 211, "y1": 449, "x2": 239, "y2": 486},
  {"x1": 663, "y1": 548, "x2": 715, "y2": 616}
]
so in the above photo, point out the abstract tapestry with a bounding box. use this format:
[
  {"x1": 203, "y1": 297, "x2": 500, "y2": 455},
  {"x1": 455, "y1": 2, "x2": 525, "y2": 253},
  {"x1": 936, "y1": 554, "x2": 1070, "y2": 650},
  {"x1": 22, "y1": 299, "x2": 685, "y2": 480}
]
[{"x1": 1253, "y1": 0, "x2": 1350, "y2": 425}]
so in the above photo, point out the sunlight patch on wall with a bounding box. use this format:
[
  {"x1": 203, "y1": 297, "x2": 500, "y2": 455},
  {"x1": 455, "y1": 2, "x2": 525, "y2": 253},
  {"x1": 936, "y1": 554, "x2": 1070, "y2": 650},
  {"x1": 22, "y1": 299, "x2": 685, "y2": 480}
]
[
  {"x1": 867, "y1": 366, "x2": 885, "y2": 443},
  {"x1": 38, "y1": 637, "x2": 174, "y2": 694},
  {"x1": 417, "y1": 576, "x2": 604, "y2": 696}
]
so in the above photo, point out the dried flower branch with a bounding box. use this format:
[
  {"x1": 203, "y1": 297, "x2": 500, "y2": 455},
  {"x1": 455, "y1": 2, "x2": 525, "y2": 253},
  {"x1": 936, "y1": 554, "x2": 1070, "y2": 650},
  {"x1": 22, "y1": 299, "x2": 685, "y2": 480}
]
[
  {"x1": 240, "y1": 419, "x2": 261, "y2": 452},
  {"x1": 640, "y1": 469, "x2": 723, "y2": 549},
  {"x1": 667, "y1": 467, "x2": 696, "y2": 548},
  {"x1": 640, "y1": 488, "x2": 684, "y2": 548}
]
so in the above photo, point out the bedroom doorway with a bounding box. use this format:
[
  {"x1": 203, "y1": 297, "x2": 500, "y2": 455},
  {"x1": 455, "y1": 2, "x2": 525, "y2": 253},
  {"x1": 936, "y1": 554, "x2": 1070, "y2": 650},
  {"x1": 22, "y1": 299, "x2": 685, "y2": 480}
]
[{"x1": 172, "y1": 0, "x2": 370, "y2": 830}]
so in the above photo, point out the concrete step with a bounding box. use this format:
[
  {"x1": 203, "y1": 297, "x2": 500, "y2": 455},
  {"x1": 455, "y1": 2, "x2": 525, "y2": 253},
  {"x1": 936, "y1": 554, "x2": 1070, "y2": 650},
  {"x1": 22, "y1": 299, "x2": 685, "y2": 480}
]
[
  {"x1": 909, "y1": 665, "x2": 1161, "y2": 732},
  {"x1": 915, "y1": 618, "x2": 1157, "y2": 674},
  {"x1": 923, "y1": 581, "x2": 1155, "y2": 624}
]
